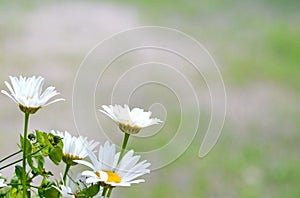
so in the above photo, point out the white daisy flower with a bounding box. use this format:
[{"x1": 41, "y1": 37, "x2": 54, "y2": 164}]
[
  {"x1": 51, "y1": 131, "x2": 99, "y2": 166},
  {"x1": 75, "y1": 141, "x2": 151, "y2": 187},
  {"x1": 1, "y1": 75, "x2": 65, "y2": 114},
  {"x1": 100, "y1": 104, "x2": 162, "y2": 134},
  {"x1": 0, "y1": 173, "x2": 7, "y2": 188}
]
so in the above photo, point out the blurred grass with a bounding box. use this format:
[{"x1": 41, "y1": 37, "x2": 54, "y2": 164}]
[
  {"x1": 228, "y1": 24, "x2": 300, "y2": 88},
  {"x1": 104, "y1": 0, "x2": 300, "y2": 89}
]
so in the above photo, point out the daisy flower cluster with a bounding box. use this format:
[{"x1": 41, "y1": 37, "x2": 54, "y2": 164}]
[{"x1": 0, "y1": 75, "x2": 162, "y2": 198}]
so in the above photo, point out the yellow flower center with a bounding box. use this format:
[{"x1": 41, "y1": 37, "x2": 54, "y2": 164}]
[{"x1": 96, "y1": 171, "x2": 121, "y2": 183}]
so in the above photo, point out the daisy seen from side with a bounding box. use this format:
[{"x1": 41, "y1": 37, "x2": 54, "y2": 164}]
[
  {"x1": 100, "y1": 104, "x2": 162, "y2": 134},
  {"x1": 1, "y1": 75, "x2": 64, "y2": 114},
  {"x1": 51, "y1": 130, "x2": 99, "y2": 166}
]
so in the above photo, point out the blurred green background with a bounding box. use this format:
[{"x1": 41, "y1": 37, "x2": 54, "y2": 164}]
[{"x1": 0, "y1": 0, "x2": 299, "y2": 197}]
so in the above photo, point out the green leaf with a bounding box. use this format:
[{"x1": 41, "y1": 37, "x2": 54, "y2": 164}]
[
  {"x1": 49, "y1": 147, "x2": 62, "y2": 165},
  {"x1": 15, "y1": 165, "x2": 23, "y2": 181},
  {"x1": 35, "y1": 130, "x2": 46, "y2": 144},
  {"x1": 19, "y1": 135, "x2": 32, "y2": 154},
  {"x1": 38, "y1": 180, "x2": 60, "y2": 198},
  {"x1": 43, "y1": 186, "x2": 60, "y2": 198},
  {"x1": 27, "y1": 152, "x2": 38, "y2": 175},
  {"x1": 19, "y1": 134, "x2": 23, "y2": 149},
  {"x1": 76, "y1": 184, "x2": 100, "y2": 197},
  {"x1": 37, "y1": 155, "x2": 45, "y2": 171}
]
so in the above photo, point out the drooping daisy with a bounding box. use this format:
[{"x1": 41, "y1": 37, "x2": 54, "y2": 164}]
[
  {"x1": 75, "y1": 141, "x2": 151, "y2": 187},
  {"x1": 51, "y1": 131, "x2": 99, "y2": 166},
  {"x1": 100, "y1": 104, "x2": 162, "y2": 134},
  {"x1": 0, "y1": 173, "x2": 7, "y2": 188},
  {"x1": 1, "y1": 75, "x2": 65, "y2": 114}
]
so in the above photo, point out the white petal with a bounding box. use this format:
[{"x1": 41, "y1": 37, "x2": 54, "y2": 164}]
[
  {"x1": 74, "y1": 160, "x2": 94, "y2": 170},
  {"x1": 1, "y1": 90, "x2": 18, "y2": 104}
]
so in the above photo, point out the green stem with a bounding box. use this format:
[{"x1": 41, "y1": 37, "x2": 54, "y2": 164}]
[
  {"x1": 62, "y1": 164, "x2": 71, "y2": 184},
  {"x1": 107, "y1": 188, "x2": 113, "y2": 198},
  {"x1": 117, "y1": 133, "x2": 130, "y2": 165},
  {"x1": 7, "y1": 183, "x2": 40, "y2": 189},
  {"x1": 109, "y1": 133, "x2": 130, "y2": 197},
  {"x1": 22, "y1": 113, "x2": 30, "y2": 198},
  {"x1": 101, "y1": 187, "x2": 107, "y2": 196},
  {"x1": 29, "y1": 185, "x2": 40, "y2": 189},
  {"x1": 0, "y1": 150, "x2": 22, "y2": 163},
  {"x1": 0, "y1": 158, "x2": 22, "y2": 171},
  {"x1": 0, "y1": 146, "x2": 46, "y2": 171}
]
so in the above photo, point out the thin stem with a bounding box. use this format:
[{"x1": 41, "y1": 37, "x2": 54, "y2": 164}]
[
  {"x1": 117, "y1": 133, "x2": 130, "y2": 165},
  {"x1": 0, "y1": 150, "x2": 22, "y2": 163},
  {"x1": 0, "y1": 146, "x2": 47, "y2": 171},
  {"x1": 7, "y1": 183, "x2": 40, "y2": 189},
  {"x1": 62, "y1": 164, "x2": 71, "y2": 184},
  {"x1": 110, "y1": 133, "x2": 130, "y2": 197},
  {"x1": 22, "y1": 113, "x2": 30, "y2": 198},
  {"x1": 107, "y1": 188, "x2": 113, "y2": 198},
  {"x1": 101, "y1": 187, "x2": 107, "y2": 196},
  {"x1": 0, "y1": 158, "x2": 22, "y2": 170},
  {"x1": 29, "y1": 185, "x2": 40, "y2": 189}
]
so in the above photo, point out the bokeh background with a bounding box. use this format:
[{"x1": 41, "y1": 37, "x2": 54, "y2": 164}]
[{"x1": 0, "y1": 0, "x2": 299, "y2": 197}]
